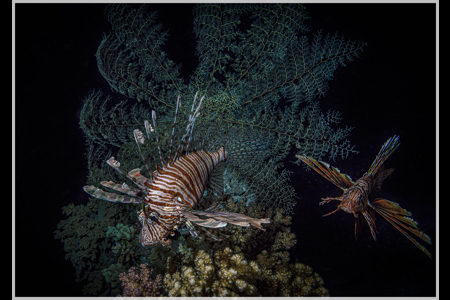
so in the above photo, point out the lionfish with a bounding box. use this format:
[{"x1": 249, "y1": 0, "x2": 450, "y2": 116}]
[
  {"x1": 84, "y1": 92, "x2": 270, "y2": 247},
  {"x1": 297, "y1": 136, "x2": 432, "y2": 258}
]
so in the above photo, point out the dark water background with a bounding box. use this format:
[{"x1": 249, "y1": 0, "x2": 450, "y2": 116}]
[{"x1": 14, "y1": 3, "x2": 436, "y2": 297}]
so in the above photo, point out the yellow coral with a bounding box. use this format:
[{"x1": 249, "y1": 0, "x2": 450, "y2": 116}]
[
  {"x1": 163, "y1": 247, "x2": 260, "y2": 296},
  {"x1": 271, "y1": 227, "x2": 297, "y2": 251},
  {"x1": 163, "y1": 245, "x2": 328, "y2": 297}
]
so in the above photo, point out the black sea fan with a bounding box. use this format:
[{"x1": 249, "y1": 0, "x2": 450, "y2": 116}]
[{"x1": 81, "y1": 3, "x2": 366, "y2": 213}]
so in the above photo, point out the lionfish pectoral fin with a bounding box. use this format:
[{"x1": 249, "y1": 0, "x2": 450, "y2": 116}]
[
  {"x1": 296, "y1": 155, "x2": 354, "y2": 190},
  {"x1": 127, "y1": 168, "x2": 152, "y2": 188},
  {"x1": 100, "y1": 180, "x2": 144, "y2": 198},
  {"x1": 188, "y1": 209, "x2": 270, "y2": 231},
  {"x1": 183, "y1": 214, "x2": 229, "y2": 241},
  {"x1": 361, "y1": 208, "x2": 378, "y2": 241},
  {"x1": 370, "y1": 198, "x2": 432, "y2": 258},
  {"x1": 354, "y1": 212, "x2": 365, "y2": 240},
  {"x1": 196, "y1": 226, "x2": 230, "y2": 241},
  {"x1": 181, "y1": 210, "x2": 227, "y2": 228},
  {"x1": 205, "y1": 200, "x2": 222, "y2": 212},
  {"x1": 83, "y1": 185, "x2": 141, "y2": 204},
  {"x1": 184, "y1": 220, "x2": 202, "y2": 239},
  {"x1": 319, "y1": 196, "x2": 342, "y2": 205},
  {"x1": 322, "y1": 207, "x2": 340, "y2": 217}
]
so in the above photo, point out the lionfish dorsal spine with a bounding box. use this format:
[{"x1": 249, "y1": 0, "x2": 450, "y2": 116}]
[
  {"x1": 133, "y1": 128, "x2": 151, "y2": 180},
  {"x1": 187, "y1": 92, "x2": 205, "y2": 143},
  {"x1": 173, "y1": 91, "x2": 205, "y2": 161},
  {"x1": 168, "y1": 95, "x2": 181, "y2": 165},
  {"x1": 151, "y1": 110, "x2": 167, "y2": 169},
  {"x1": 143, "y1": 120, "x2": 160, "y2": 175}
]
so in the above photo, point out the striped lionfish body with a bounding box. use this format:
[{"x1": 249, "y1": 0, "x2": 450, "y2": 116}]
[
  {"x1": 84, "y1": 93, "x2": 270, "y2": 247},
  {"x1": 297, "y1": 136, "x2": 432, "y2": 258},
  {"x1": 138, "y1": 148, "x2": 227, "y2": 246}
]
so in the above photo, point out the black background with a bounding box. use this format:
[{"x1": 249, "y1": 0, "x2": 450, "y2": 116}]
[{"x1": 14, "y1": 3, "x2": 437, "y2": 297}]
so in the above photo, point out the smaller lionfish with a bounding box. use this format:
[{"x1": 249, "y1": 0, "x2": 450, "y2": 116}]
[
  {"x1": 297, "y1": 136, "x2": 432, "y2": 258},
  {"x1": 84, "y1": 92, "x2": 270, "y2": 247}
]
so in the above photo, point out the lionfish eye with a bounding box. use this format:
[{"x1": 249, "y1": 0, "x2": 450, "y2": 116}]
[{"x1": 146, "y1": 211, "x2": 158, "y2": 224}]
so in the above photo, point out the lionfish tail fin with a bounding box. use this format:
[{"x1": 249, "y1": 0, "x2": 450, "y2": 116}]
[
  {"x1": 366, "y1": 135, "x2": 400, "y2": 177},
  {"x1": 206, "y1": 162, "x2": 225, "y2": 197},
  {"x1": 370, "y1": 198, "x2": 432, "y2": 258},
  {"x1": 296, "y1": 155, "x2": 354, "y2": 190}
]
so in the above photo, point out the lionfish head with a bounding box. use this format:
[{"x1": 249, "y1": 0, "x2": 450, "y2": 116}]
[{"x1": 137, "y1": 209, "x2": 173, "y2": 247}]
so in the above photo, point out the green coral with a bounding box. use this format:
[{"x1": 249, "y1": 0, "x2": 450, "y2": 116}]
[
  {"x1": 102, "y1": 262, "x2": 127, "y2": 295},
  {"x1": 106, "y1": 223, "x2": 134, "y2": 241},
  {"x1": 106, "y1": 223, "x2": 141, "y2": 264},
  {"x1": 53, "y1": 199, "x2": 134, "y2": 295}
]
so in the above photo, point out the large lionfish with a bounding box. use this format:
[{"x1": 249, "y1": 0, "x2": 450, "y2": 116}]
[
  {"x1": 297, "y1": 136, "x2": 432, "y2": 258},
  {"x1": 84, "y1": 93, "x2": 270, "y2": 247}
]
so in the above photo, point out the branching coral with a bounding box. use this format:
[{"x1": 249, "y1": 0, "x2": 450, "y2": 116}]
[
  {"x1": 118, "y1": 263, "x2": 163, "y2": 297},
  {"x1": 106, "y1": 223, "x2": 141, "y2": 264},
  {"x1": 163, "y1": 246, "x2": 328, "y2": 296},
  {"x1": 53, "y1": 199, "x2": 135, "y2": 295},
  {"x1": 255, "y1": 250, "x2": 329, "y2": 296},
  {"x1": 164, "y1": 247, "x2": 260, "y2": 296},
  {"x1": 101, "y1": 262, "x2": 126, "y2": 295}
]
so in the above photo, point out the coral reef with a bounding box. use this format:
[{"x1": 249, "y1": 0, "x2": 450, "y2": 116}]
[
  {"x1": 106, "y1": 223, "x2": 140, "y2": 264},
  {"x1": 255, "y1": 250, "x2": 329, "y2": 296},
  {"x1": 163, "y1": 246, "x2": 328, "y2": 296},
  {"x1": 101, "y1": 262, "x2": 126, "y2": 295},
  {"x1": 53, "y1": 198, "x2": 135, "y2": 295},
  {"x1": 164, "y1": 247, "x2": 260, "y2": 296},
  {"x1": 118, "y1": 263, "x2": 163, "y2": 297}
]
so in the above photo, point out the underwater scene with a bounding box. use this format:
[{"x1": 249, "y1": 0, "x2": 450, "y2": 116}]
[{"x1": 15, "y1": 3, "x2": 437, "y2": 297}]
